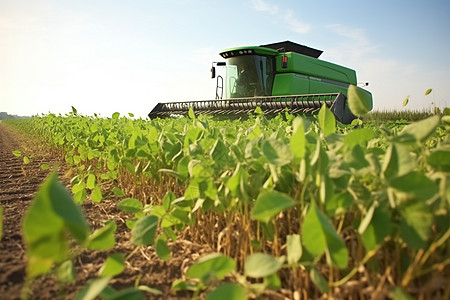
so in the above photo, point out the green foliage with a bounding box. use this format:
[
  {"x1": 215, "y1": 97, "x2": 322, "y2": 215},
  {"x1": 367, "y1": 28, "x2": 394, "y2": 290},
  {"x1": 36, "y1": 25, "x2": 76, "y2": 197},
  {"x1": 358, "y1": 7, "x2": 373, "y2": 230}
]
[
  {"x1": 347, "y1": 84, "x2": 372, "y2": 116},
  {"x1": 286, "y1": 234, "x2": 302, "y2": 265},
  {"x1": 87, "y1": 221, "x2": 117, "y2": 250},
  {"x1": 131, "y1": 215, "x2": 158, "y2": 246},
  {"x1": 310, "y1": 267, "x2": 329, "y2": 294},
  {"x1": 251, "y1": 191, "x2": 295, "y2": 223},
  {"x1": 318, "y1": 103, "x2": 336, "y2": 136},
  {"x1": 206, "y1": 283, "x2": 246, "y2": 300},
  {"x1": 186, "y1": 253, "x2": 236, "y2": 283},
  {"x1": 155, "y1": 238, "x2": 171, "y2": 261},
  {"x1": 6, "y1": 105, "x2": 449, "y2": 298},
  {"x1": 98, "y1": 253, "x2": 125, "y2": 277},
  {"x1": 57, "y1": 260, "x2": 76, "y2": 283},
  {"x1": 20, "y1": 172, "x2": 159, "y2": 299},
  {"x1": 302, "y1": 203, "x2": 348, "y2": 269},
  {"x1": 75, "y1": 276, "x2": 112, "y2": 300},
  {"x1": 117, "y1": 198, "x2": 143, "y2": 213},
  {"x1": 23, "y1": 173, "x2": 90, "y2": 278},
  {"x1": 244, "y1": 253, "x2": 284, "y2": 278},
  {"x1": 402, "y1": 96, "x2": 409, "y2": 107}
]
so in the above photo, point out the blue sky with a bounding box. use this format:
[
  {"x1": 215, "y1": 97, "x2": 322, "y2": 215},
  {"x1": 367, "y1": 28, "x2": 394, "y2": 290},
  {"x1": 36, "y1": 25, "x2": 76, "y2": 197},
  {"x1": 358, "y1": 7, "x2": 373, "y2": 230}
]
[{"x1": 1, "y1": 0, "x2": 449, "y2": 118}]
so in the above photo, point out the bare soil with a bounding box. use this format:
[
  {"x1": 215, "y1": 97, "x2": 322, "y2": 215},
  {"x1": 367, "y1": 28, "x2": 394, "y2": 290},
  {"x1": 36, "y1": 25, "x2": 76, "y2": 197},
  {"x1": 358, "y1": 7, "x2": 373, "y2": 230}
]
[{"x1": 0, "y1": 123, "x2": 204, "y2": 299}]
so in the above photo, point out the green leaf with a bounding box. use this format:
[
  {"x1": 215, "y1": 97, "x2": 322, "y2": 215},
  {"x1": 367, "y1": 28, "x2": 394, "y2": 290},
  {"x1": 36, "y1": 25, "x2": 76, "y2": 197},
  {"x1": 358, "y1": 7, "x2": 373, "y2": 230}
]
[
  {"x1": 186, "y1": 253, "x2": 236, "y2": 283},
  {"x1": 171, "y1": 279, "x2": 198, "y2": 292},
  {"x1": 87, "y1": 221, "x2": 116, "y2": 250},
  {"x1": 211, "y1": 139, "x2": 229, "y2": 170},
  {"x1": 347, "y1": 84, "x2": 372, "y2": 116},
  {"x1": 254, "y1": 106, "x2": 264, "y2": 116},
  {"x1": 206, "y1": 283, "x2": 246, "y2": 300},
  {"x1": 184, "y1": 178, "x2": 200, "y2": 200},
  {"x1": 310, "y1": 267, "x2": 329, "y2": 294},
  {"x1": 396, "y1": 115, "x2": 440, "y2": 144},
  {"x1": 226, "y1": 164, "x2": 247, "y2": 198},
  {"x1": 74, "y1": 276, "x2": 112, "y2": 300},
  {"x1": 162, "y1": 190, "x2": 176, "y2": 211},
  {"x1": 302, "y1": 203, "x2": 348, "y2": 268},
  {"x1": 72, "y1": 180, "x2": 85, "y2": 194},
  {"x1": 40, "y1": 164, "x2": 50, "y2": 170},
  {"x1": 358, "y1": 203, "x2": 376, "y2": 235},
  {"x1": 177, "y1": 156, "x2": 190, "y2": 179},
  {"x1": 318, "y1": 103, "x2": 336, "y2": 136},
  {"x1": 399, "y1": 200, "x2": 433, "y2": 249},
  {"x1": 264, "y1": 273, "x2": 281, "y2": 289},
  {"x1": 244, "y1": 253, "x2": 284, "y2": 278},
  {"x1": 424, "y1": 88, "x2": 432, "y2": 96},
  {"x1": 113, "y1": 187, "x2": 125, "y2": 197},
  {"x1": 290, "y1": 117, "x2": 306, "y2": 159},
  {"x1": 286, "y1": 234, "x2": 302, "y2": 265},
  {"x1": 131, "y1": 215, "x2": 158, "y2": 246},
  {"x1": 23, "y1": 174, "x2": 90, "y2": 278},
  {"x1": 248, "y1": 119, "x2": 262, "y2": 140},
  {"x1": 99, "y1": 253, "x2": 125, "y2": 277},
  {"x1": 343, "y1": 128, "x2": 377, "y2": 149},
  {"x1": 402, "y1": 96, "x2": 409, "y2": 107},
  {"x1": 361, "y1": 206, "x2": 391, "y2": 251},
  {"x1": 382, "y1": 144, "x2": 415, "y2": 180},
  {"x1": 389, "y1": 171, "x2": 438, "y2": 201},
  {"x1": 23, "y1": 156, "x2": 30, "y2": 164},
  {"x1": 57, "y1": 260, "x2": 75, "y2": 283},
  {"x1": 73, "y1": 189, "x2": 87, "y2": 204},
  {"x1": 112, "y1": 112, "x2": 120, "y2": 119},
  {"x1": 251, "y1": 190, "x2": 295, "y2": 223},
  {"x1": 156, "y1": 238, "x2": 171, "y2": 261},
  {"x1": 73, "y1": 155, "x2": 81, "y2": 165},
  {"x1": 91, "y1": 185, "x2": 103, "y2": 203},
  {"x1": 86, "y1": 174, "x2": 96, "y2": 190},
  {"x1": 117, "y1": 198, "x2": 143, "y2": 213},
  {"x1": 428, "y1": 149, "x2": 450, "y2": 172},
  {"x1": 188, "y1": 106, "x2": 195, "y2": 119},
  {"x1": 26, "y1": 173, "x2": 90, "y2": 241},
  {"x1": 71, "y1": 106, "x2": 78, "y2": 115},
  {"x1": 12, "y1": 150, "x2": 22, "y2": 157},
  {"x1": 262, "y1": 138, "x2": 293, "y2": 166},
  {"x1": 325, "y1": 191, "x2": 353, "y2": 217}
]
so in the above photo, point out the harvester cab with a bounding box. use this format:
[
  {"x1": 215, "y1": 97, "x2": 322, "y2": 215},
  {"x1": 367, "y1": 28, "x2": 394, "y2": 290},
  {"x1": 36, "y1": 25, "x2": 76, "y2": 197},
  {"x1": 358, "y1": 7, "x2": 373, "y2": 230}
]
[{"x1": 149, "y1": 41, "x2": 373, "y2": 124}]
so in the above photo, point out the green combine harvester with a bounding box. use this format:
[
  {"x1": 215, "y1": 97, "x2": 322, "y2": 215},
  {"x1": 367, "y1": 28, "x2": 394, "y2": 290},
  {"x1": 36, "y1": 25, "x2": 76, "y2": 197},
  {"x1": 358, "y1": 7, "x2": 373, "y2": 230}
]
[{"x1": 148, "y1": 41, "x2": 373, "y2": 124}]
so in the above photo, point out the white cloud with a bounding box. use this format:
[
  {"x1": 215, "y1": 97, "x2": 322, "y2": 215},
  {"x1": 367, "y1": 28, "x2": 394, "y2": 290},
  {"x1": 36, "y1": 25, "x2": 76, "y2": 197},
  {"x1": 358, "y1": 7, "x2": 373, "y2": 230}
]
[
  {"x1": 251, "y1": 0, "x2": 279, "y2": 14},
  {"x1": 250, "y1": 0, "x2": 310, "y2": 34},
  {"x1": 285, "y1": 10, "x2": 311, "y2": 34},
  {"x1": 324, "y1": 24, "x2": 378, "y2": 64}
]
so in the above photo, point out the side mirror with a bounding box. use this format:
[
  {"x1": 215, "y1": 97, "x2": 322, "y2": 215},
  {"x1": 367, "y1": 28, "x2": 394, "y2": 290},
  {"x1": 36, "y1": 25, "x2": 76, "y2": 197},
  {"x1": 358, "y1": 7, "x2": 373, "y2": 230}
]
[{"x1": 211, "y1": 62, "x2": 226, "y2": 79}]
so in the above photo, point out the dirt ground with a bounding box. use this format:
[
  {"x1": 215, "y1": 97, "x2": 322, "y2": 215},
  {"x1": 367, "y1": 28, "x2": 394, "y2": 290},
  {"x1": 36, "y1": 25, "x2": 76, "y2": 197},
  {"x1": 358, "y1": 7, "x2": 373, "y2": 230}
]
[{"x1": 0, "y1": 122, "x2": 209, "y2": 299}]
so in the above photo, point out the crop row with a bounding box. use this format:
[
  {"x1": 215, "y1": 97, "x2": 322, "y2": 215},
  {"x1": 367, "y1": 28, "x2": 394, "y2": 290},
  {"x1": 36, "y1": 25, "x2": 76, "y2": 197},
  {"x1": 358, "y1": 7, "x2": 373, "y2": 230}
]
[{"x1": 3, "y1": 106, "x2": 450, "y2": 299}]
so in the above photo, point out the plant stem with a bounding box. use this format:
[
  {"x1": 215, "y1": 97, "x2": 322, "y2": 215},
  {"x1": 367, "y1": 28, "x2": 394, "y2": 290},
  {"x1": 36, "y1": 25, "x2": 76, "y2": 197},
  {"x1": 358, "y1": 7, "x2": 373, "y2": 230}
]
[{"x1": 331, "y1": 247, "x2": 379, "y2": 287}]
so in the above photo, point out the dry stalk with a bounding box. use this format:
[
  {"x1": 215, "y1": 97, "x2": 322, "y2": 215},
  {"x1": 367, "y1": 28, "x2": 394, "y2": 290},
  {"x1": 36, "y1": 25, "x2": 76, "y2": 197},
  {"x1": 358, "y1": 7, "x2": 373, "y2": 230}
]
[{"x1": 401, "y1": 249, "x2": 424, "y2": 287}]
